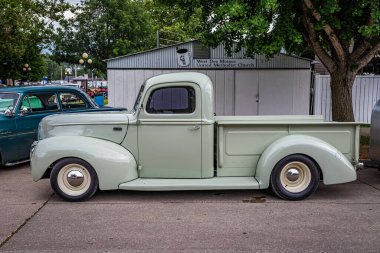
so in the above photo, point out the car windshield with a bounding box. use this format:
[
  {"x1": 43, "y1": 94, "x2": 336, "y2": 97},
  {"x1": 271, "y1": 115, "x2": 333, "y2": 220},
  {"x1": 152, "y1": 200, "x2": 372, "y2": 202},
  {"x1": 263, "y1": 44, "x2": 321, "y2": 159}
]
[{"x1": 0, "y1": 92, "x2": 19, "y2": 113}]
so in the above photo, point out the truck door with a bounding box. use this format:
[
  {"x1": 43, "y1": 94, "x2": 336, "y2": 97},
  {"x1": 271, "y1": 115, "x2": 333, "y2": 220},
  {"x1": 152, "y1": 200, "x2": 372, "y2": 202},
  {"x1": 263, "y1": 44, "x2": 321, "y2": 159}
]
[{"x1": 138, "y1": 83, "x2": 202, "y2": 178}]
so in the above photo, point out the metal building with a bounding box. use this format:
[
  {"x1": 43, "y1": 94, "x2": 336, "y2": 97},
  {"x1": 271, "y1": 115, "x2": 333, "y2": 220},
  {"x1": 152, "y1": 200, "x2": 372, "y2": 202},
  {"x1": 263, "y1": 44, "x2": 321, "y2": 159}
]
[{"x1": 106, "y1": 40, "x2": 311, "y2": 115}]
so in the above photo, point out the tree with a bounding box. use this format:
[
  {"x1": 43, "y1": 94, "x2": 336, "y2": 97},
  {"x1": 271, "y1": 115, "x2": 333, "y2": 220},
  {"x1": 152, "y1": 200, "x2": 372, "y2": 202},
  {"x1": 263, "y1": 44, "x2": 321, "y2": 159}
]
[
  {"x1": 44, "y1": 57, "x2": 62, "y2": 81},
  {"x1": 20, "y1": 47, "x2": 47, "y2": 82},
  {"x1": 160, "y1": 0, "x2": 380, "y2": 121},
  {"x1": 0, "y1": 0, "x2": 70, "y2": 83},
  {"x1": 144, "y1": 0, "x2": 201, "y2": 46},
  {"x1": 53, "y1": 0, "x2": 155, "y2": 74}
]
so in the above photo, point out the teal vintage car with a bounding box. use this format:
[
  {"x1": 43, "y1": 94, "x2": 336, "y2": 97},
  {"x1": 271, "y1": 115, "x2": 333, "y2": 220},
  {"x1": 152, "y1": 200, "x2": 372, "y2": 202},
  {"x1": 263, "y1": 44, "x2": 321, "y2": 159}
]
[
  {"x1": 0, "y1": 85, "x2": 124, "y2": 166},
  {"x1": 31, "y1": 73, "x2": 361, "y2": 202}
]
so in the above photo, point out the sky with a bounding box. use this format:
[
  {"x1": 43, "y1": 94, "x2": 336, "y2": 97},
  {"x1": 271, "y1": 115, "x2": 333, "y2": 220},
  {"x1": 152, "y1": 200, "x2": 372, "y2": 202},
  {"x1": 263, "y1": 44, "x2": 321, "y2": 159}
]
[
  {"x1": 63, "y1": 0, "x2": 82, "y2": 19},
  {"x1": 65, "y1": 0, "x2": 81, "y2": 4}
]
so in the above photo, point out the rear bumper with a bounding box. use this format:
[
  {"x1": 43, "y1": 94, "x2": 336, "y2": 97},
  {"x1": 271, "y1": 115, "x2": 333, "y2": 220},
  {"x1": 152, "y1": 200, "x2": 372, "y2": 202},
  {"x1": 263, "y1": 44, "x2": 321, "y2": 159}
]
[
  {"x1": 361, "y1": 160, "x2": 380, "y2": 169},
  {"x1": 355, "y1": 162, "x2": 365, "y2": 170}
]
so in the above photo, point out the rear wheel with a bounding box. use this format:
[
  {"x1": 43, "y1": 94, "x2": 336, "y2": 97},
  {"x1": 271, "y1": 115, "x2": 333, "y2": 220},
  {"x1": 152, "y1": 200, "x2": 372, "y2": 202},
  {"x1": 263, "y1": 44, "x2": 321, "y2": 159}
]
[
  {"x1": 270, "y1": 155, "x2": 320, "y2": 200},
  {"x1": 50, "y1": 158, "x2": 98, "y2": 202}
]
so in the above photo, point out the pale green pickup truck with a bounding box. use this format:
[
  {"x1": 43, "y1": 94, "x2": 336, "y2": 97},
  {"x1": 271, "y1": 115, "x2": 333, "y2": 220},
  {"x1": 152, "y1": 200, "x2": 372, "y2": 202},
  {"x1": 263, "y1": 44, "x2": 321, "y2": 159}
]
[{"x1": 31, "y1": 72, "x2": 361, "y2": 201}]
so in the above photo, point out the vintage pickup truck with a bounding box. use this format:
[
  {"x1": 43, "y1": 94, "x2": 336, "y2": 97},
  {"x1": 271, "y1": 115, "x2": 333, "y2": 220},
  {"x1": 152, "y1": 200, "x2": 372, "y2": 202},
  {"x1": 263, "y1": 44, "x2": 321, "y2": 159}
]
[{"x1": 31, "y1": 72, "x2": 361, "y2": 201}]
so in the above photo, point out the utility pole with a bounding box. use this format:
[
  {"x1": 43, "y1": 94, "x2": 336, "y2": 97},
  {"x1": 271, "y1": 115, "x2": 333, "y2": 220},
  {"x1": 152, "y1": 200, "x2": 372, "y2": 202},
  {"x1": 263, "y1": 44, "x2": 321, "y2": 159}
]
[{"x1": 157, "y1": 30, "x2": 160, "y2": 48}]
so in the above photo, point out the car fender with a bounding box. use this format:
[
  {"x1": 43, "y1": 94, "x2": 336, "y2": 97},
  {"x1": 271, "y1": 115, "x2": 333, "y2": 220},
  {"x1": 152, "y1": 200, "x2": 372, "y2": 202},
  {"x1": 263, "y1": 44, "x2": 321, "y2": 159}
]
[
  {"x1": 31, "y1": 136, "x2": 138, "y2": 190},
  {"x1": 255, "y1": 135, "x2": 356, "y2": 189}
]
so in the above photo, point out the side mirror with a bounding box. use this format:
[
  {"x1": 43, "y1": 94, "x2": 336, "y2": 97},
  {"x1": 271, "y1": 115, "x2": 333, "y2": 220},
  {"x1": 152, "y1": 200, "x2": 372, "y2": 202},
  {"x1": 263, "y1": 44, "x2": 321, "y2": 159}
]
[
  {"x1": 4, "y1": 109, "x2": 13, "y2": 117},
  {"x1": 19, "y1": 107, "x2": 28, "y2": 116}
]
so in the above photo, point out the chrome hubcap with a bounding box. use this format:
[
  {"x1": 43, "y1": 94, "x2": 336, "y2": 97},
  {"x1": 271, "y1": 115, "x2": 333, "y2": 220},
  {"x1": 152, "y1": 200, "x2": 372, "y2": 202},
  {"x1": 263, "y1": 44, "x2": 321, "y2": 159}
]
[
  {"x1": 285, "y1": 168, "x2": 300, "y2": 182},
  {"x1": 280, "y1": 161, "x2": 311, "y2": 193},
  {"x1": 67, "y1": 170, "x2": 84, "y2": 187},
  {"x1": 57, "y1": 163, "x2": 91, "y2": 197}
]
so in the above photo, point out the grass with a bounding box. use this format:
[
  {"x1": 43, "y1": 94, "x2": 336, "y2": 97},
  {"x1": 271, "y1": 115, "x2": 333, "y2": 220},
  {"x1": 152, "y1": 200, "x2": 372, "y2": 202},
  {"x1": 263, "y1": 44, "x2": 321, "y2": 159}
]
[{"x1": 361, "y1": 135, "x2": 370, "y2": 145}]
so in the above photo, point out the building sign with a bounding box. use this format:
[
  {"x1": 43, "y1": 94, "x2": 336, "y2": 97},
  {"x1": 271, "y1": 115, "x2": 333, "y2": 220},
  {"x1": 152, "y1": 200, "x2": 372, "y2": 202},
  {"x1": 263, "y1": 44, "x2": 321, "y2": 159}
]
[
  {"x1": 177, "y1": 48, "x2": 191, "y2": 67},
  {"x1": 194, "y1": 59, "x2": 257, "y2": 68}
]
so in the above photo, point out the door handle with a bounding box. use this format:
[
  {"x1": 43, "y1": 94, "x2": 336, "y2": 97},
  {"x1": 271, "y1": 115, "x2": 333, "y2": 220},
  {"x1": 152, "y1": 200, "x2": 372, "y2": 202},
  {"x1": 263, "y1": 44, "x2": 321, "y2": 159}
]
[{"x1": 189, "y1": 126, "x2": 200, "y2": 131}]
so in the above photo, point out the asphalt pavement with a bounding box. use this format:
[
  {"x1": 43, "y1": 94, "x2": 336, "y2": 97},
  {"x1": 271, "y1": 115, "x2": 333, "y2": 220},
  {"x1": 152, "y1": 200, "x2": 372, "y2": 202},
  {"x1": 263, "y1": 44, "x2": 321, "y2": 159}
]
[{"x1": 0, "y1": 163, "x2": 379, "y2": 252}]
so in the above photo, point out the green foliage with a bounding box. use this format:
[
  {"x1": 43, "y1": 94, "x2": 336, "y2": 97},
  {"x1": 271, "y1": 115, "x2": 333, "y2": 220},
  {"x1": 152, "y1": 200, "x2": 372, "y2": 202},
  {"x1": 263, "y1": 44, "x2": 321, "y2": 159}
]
[
  {"x1": 158, "y1": 0, "x2": 301, "y2": 56},
  {"x1": 19, "y1": 48, "x2": 47, "y2": 81},
  {"x1": 52, "y1": 0, "x2": 155, "y2": 74},
  {"x1": 159, "y1": 0, "x2": 380, "y2": 58},
  {"x1": 44, "y1": 57, "x2": 62, "y2": 81},
  {"x1": 0, "y1": 0, "x2": 69, "y2": 82},
  {"x1": 53, "y1": 0, "x2": 201, "y2": 64},
  {"x1": 144, "y1": 0, "x2": 201, "y2": 45},
  {"x1": 360, "y1": 135, "x2": 370, "y2": 146}
]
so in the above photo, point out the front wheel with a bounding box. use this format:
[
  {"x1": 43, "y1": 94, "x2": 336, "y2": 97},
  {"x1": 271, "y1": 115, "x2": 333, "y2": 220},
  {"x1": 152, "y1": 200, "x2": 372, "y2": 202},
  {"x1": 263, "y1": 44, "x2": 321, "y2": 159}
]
[
  {"x1": 270, "y1": 155, "x2": 320, "y2": 201},
  {"x1": 50, "y1": 158, "x2": 98, "y2": 202}
]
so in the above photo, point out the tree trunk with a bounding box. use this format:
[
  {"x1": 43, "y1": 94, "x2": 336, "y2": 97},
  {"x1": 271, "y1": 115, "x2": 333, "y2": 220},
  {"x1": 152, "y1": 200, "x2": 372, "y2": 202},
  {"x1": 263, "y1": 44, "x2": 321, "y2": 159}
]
[{"x1": 330, "y1": 70, "x2": 356, "y2": 122}]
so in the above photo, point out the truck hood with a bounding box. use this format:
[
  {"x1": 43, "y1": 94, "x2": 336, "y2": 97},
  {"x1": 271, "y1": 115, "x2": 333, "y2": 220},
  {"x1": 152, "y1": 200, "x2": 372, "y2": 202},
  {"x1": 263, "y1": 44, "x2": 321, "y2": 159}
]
[{"x1": 39, "y1": 111, "x2": 131, "y2": 144}]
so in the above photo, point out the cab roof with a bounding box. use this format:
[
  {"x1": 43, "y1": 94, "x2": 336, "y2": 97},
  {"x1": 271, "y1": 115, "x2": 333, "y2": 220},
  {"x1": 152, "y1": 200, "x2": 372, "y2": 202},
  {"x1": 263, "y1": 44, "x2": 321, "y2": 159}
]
[
  {"x1": 0, "y1": 85, "x2": 82, "y2": 93},
  {"x1": 144, "y1": 72, "x2": 212, "y2": 90}
]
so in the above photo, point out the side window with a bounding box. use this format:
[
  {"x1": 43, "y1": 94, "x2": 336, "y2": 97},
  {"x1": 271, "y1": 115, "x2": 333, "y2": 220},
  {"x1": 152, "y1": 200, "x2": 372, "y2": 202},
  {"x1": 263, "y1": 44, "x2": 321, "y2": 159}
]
[
  {"x1": 22, "y1": 95, "x2": 43, "y2": 112},
  {"x1": 21, "y1": 93, "x2": 58, "y2": 113},
  {"x1": 59, "y1": 92, "x2": 87, "y2": 110},
  {"x1": 146, "y1": 86, "x2": 196, "y2": 114},
  {"x1": 47, "y1": 95, "x2": 57, "y2": 105}
]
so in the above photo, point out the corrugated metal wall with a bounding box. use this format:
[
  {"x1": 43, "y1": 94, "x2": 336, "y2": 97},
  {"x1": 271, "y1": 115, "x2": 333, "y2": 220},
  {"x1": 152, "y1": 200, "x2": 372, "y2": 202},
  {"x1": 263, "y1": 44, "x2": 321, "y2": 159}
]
[
  {"x1": 108, "y1": 69, "x2": 311, "y2": 116},
  {"x1": 313, "y1": 75, "x2": 380, "y2": 123},
  {"x1": 107, "y1": 41, "x2": 310, "y2": 69}
]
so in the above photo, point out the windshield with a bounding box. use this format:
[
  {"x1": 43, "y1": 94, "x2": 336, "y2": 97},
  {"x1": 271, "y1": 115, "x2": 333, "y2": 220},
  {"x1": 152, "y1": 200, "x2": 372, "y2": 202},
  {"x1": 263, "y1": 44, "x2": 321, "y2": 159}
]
[
  {"x1": 133, "y1": 84, "x2": 145, "y2": 112},
  {"x1": 0, "y1": 92, "x2": 19, "y2": 113}
]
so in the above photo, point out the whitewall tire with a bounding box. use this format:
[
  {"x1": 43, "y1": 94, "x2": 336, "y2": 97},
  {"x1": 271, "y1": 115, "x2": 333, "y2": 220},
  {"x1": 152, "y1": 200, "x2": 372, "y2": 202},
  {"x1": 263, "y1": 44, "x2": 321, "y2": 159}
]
[
  {"x1": 50, "y1": 158, "x2": 98, "y2": 201},
  {"x1": 270, "y1": 155, "x2": 320, "y2": 200}
]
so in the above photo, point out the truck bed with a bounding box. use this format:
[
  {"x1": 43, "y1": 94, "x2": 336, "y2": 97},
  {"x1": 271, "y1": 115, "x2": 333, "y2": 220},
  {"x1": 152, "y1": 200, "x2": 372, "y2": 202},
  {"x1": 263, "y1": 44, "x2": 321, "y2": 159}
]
[{"x1": 215, "y1": 115, "x2": 361, "y2": 177}]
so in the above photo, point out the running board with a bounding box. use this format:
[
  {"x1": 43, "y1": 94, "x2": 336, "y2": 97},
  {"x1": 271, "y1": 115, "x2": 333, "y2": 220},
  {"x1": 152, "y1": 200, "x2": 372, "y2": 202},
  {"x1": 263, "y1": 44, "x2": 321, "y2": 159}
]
[
  {"x1": 119, "y1": 177, "x2": 260, "y2": 191},
  {"x1": 5, "y1": 159, "x2": 30, "y2": 166}
]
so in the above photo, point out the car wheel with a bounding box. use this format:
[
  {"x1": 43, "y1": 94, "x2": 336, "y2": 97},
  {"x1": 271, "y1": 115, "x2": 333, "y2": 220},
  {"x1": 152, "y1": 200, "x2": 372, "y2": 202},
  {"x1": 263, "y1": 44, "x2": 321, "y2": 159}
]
[
  {"x1": 50, "y1": 158, "x2": 98, "y2": 202},
  {"x1": 270, "y1": 154, "x2": 320, "y2": 201}
]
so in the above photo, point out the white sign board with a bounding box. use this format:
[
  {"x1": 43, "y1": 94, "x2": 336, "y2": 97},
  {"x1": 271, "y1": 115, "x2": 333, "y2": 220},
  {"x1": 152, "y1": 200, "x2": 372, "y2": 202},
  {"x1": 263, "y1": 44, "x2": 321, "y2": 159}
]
[{"x1": 193, "y1": 59, "x2": 256, "y2": 68}]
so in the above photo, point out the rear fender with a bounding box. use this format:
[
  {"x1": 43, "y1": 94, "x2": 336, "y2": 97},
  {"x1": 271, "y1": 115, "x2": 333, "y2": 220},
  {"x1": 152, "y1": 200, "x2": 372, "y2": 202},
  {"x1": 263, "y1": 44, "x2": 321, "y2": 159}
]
[
  {"x1": 31, "y1": 136, "x2": 138, "y2": 190},
  {"x1": 256, "y1": 135, "x2": 356, "y2": 189}
]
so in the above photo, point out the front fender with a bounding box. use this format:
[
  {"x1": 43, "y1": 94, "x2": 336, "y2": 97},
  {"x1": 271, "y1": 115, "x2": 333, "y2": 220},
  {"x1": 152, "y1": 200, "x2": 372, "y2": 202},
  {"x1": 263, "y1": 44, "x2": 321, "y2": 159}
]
[
  {"x1": 256, "y1": 135, "x2": 356, "y2": 189},
  {"x1": 31, "y1": 136, "x2": 138, "y2": 190}
]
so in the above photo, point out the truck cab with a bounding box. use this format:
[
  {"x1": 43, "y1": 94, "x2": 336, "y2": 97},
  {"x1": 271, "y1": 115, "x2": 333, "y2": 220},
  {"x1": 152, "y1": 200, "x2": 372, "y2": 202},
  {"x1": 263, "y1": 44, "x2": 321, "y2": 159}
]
[{"x1": 130, "y1": 73, "x2": 214, "y2": 178}]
